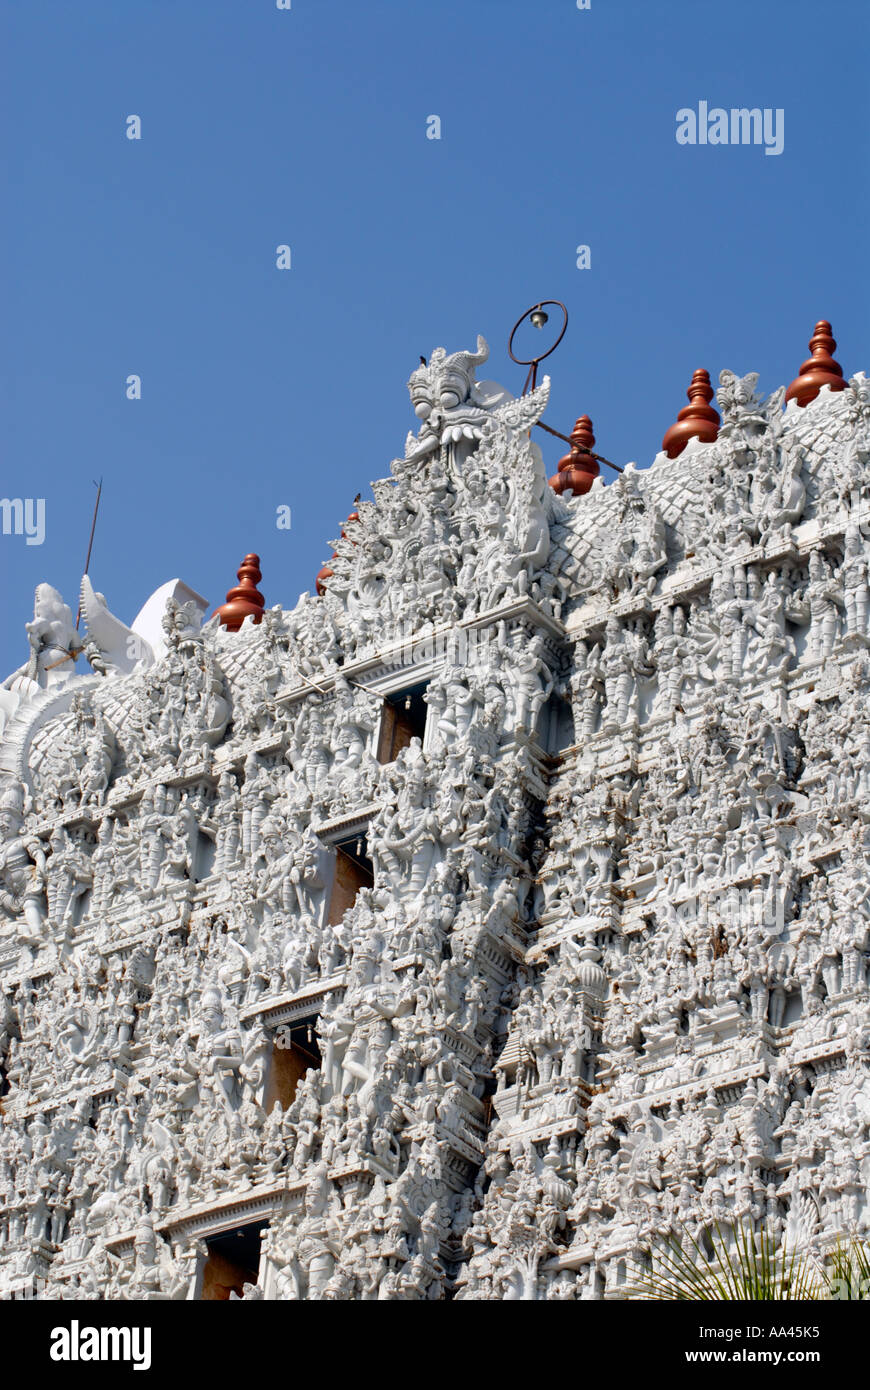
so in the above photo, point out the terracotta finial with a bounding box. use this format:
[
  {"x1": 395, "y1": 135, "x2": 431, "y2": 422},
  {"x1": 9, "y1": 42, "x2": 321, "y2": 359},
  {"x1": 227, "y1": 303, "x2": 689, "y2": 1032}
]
[
  {"x1": 549, "y1": 415, "x2": 600, "y2": 496},
  {"x1": 785, "y1": 320, "x2": 847, "y2": 407},
  {"x1": 661, "y1": 369, "x2": 720, "y2": 460},
  {"x1": 316, "y1": 508, "x2": 361, "y2": 596},
  {"x1": 213, "y1": 554, "x2": 265, "y2": 631},
  {"x1": 315, "y1": 561, "x2": 334, "y2": 596}
]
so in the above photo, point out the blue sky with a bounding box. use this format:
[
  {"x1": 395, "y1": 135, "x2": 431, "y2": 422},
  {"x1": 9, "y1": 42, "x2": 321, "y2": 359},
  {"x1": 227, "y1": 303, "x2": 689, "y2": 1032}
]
[{"x1": 1, "y1": 0, "x2": 867, "y2": 676}]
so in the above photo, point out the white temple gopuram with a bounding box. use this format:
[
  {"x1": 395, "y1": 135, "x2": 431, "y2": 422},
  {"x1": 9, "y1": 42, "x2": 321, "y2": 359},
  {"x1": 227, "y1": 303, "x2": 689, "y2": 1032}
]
[{"x1": 1, "y1": 321, "x2": 869, "y2": 1300}]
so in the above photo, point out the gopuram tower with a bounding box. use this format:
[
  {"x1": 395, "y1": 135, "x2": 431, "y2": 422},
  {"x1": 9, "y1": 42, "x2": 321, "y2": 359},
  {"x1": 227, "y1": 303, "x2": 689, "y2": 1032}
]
[{"x1": 1, "y1": 322, "x2": 869, "y2": 1300}]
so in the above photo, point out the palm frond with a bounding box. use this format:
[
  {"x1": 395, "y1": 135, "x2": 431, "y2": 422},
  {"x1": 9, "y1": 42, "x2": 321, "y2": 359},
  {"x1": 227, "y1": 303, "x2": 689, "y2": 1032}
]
[
  {"x1": 826, "y1": 1237, "x2": 870, "y2": 1301},
  {"x1": 627, "y1": 1221, "x2": 828, "y2": 1301}
]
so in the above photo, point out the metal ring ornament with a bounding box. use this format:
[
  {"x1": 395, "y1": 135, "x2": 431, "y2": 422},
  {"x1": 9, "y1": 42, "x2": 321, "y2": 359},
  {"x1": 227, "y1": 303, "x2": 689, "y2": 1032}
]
[{"x1": 508, "y1": 300, "x2": 569, "y2": 367}]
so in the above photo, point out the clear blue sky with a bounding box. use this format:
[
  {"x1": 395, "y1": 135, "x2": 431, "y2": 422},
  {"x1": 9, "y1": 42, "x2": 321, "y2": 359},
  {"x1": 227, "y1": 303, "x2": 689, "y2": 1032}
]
[{"x1": 1, "y1": 0, "x2": 867, "y2": 676}]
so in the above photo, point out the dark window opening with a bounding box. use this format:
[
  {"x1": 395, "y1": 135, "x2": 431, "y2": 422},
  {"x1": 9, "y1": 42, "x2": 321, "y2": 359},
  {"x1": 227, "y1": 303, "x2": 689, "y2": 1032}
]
[
  {"x1": 327, "y1": 834, "x2": 374, "y2": 925},
  {"x1": 377, "y1": 682, "x2": 429, "y2": 763},
  {"x1": 264, "y1": 1016, "x2": 321, "y2": 1113},
  {"x1": 200, "y1": 1221, "x2": 265, "y2": 1301},
  {"x1": 194, "y1": 830, "x2": 215, "y2": 882},
  {"x1": 538, "y1": 691, "x2": 574, "y2": 754}
]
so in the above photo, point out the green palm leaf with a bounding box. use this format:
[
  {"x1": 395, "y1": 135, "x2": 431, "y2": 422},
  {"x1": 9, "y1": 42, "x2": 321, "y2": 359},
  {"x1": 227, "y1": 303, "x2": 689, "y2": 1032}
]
[{"x1": 626, "y1": 1221, "x2": 859, "y2": 1301}]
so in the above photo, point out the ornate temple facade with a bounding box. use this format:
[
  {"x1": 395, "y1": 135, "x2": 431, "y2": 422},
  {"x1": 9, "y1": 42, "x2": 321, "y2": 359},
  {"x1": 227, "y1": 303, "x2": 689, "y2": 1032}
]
[{"x1": 1, "y1": 323, "x2": 869, "y2": 1300}]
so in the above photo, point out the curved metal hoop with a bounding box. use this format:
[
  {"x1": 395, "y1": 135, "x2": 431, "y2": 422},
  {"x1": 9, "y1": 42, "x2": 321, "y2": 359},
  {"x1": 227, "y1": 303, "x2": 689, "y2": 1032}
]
[{"x1": 508, "y1": 300, "x2": 569, "y2": 367}]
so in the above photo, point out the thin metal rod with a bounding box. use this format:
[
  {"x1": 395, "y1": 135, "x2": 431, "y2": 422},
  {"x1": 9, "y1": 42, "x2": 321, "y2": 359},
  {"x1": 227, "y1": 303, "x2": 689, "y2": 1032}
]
[
  {"x1": 75, "y1": 478, "x2": 103, "y2": 630},
  {"x1": 347, "y1": 677, "x2": 388, "y2": 703},
  {"x1": 291, "y1": 662, "x2": 328, "y2": 697},
  {"x1": 292, "y1": 663, "x2": 386, "y2": 703},
  {"x1": 533, "y1": 420, "x2": 624, "y2": 473},
  {"x1": 533, "y1": 420, "x2": 572, "y2": 444},
  {"x1": 44, "y1": 650, "x2": 79, "y2": 672}
]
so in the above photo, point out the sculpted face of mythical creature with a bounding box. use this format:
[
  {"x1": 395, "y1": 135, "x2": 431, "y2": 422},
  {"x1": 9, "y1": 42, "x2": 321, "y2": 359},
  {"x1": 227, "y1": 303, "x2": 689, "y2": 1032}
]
[
  {"x1": 402, "y1": 336, "x2": 530, "y2": 464},
  {"x1": 409, "y1": 336, "x2": 490, "y2": 424}
]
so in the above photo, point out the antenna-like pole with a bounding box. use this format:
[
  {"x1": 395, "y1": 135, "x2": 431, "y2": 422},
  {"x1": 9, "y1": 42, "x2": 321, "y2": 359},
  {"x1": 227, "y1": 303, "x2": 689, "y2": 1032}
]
[{"x1": 75, "y1": 478, "x2": 103, "y2": 630}]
